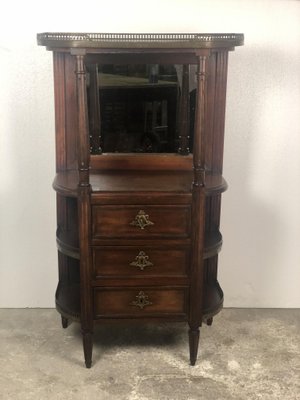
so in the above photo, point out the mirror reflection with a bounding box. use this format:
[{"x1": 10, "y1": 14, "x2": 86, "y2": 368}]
[{"x1": 87, "y1": 64, "x2": 195, "y2": 154}]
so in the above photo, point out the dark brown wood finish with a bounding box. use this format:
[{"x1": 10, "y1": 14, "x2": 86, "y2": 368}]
[
  {"x1": 74, "y1": 51, "x2": 93, "y2": 368},
  {"x1": 189, "y1": 53, "x2": 208, "y2": 365},
  {"x1": 94, "y1": 287, "x2": 188, "y2": 318},
  {"x1": 92, "y1": 204, "x2": 191, "y2": 238},
  {"x1": 53, "y1": 170, "x2": 227, "y2": 197},
  {"x1": 53, "y1": 52, "x2": 78, "y2": 172},
  {"x1": 38, "y1": 32, "x2": 243, "y2": 368},
  {"x1": 92, "y1": 246, "x2": 190, "y2": 278},
  {"x1": 53, "y1": 52, "x2": 67, "y2": 172}
]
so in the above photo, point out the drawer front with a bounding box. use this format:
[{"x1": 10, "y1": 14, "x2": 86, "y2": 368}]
[
  {"x1": 92, "y1": 205, "x2": 191, "y2": 239},
  {"x1": 93, "y1": 247, "x2": 189, "y2": 277},
  {"x1": 94, "y1": 287, "x2": 188, "y2": 318}
]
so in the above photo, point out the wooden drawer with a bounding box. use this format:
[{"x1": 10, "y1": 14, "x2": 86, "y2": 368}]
[
  {"x1": 94, "y1": 287, "x2": 188, "y2": 318},
  {"x1": 92, "y1": 205, "x2": 191, "y2": 239},
  {"x1": 92, "y1": 246, "x2": 189, "y2": 278}
]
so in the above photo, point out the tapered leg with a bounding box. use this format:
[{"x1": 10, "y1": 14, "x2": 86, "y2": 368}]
[
  {"x1": 61, "y1": 316, "x2": 69, "y2": 329},
  {"x1": 206, "y1": 317, "x2": 213, "y2": 326},
  {"x1": 188, "y1": 328, "x2": 200, "y2": 366},
  {"x1": 82, "y1": 330, "x2": 93, "y2": 368}
]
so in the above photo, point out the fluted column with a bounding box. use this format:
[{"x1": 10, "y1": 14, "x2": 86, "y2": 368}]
[
  {"x1": 75, "y1": 52, "x2": 90, "y2": 186},
  {"x1": 192, "y1": 55, "x2": 207, "y2": 187}
]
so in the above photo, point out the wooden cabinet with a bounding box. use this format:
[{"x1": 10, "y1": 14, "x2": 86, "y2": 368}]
[{"x1": 38, "y1": 32, "x2": 243, "y2": 368}]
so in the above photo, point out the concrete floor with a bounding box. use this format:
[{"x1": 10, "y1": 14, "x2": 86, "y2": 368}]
[{"x1": 0, "y1": 309, "x2": 299, "y2": 400}]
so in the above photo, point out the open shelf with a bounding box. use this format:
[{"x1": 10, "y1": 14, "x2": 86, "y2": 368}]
[
  {"x1": 56, "y1": 229, "x2": 79, "y2": 260},
  {"x1": 55, "y1": 283, "x2": 81, "y2": 321},
  {"x1": 203, "y1": 230, "x2": 223, "y2": 259},
  {"x1": 202, "y1": 281, "x2": 224, "y2": 320}
]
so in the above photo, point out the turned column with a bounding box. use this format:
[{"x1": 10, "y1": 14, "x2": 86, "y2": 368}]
[
  {"x1": 73, "y1": 50, "x2": 94, "y2": 368},
  {"x1": 189, "y1": 52, "x2": 208, "y2": 366}
]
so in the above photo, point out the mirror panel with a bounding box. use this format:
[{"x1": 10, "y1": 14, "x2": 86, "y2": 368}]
[{"x1": 87, "y1": 64, "x2": 195, "y2": 154}]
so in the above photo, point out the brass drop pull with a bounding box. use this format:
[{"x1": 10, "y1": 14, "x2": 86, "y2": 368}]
[
  {"x1": 130, "y1": 291, "x2": 153, "y2": 309},
  {"x1": 130, "y1": 251, "x2": 154, "y2": 271},
  {"x1": 130, "y1": 210, "x2": 154, "y2": 230}
]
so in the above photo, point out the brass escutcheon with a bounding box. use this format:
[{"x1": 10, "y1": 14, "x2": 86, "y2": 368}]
[
  {"x1": 130, "y1": 251, "x2": 154, "y2": 271},
  {"x1": 130, "y1": 291, "x2": 153, "y2": 309},
  {"x1": 130, "y1": 210, "x2": 154, "y2": 230}
]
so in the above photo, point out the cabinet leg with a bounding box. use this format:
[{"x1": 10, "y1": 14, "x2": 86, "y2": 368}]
[
  {"x1": 61, "y1": 316, "x2": 69, "y2": 329},
  {"x1": 82, "y1": 330, "x2": 93, "y2": 368},
  {"x1": 188, "y1": 328, "x2": 200, "y2": 366},
  {"x1": 206, "y1": 317, "x2": 213, "y2": 326}
]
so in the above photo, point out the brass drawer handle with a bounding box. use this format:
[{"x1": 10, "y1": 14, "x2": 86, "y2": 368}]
[
  {"x1": 130, "y1": 251, "x2": 154, "y2": 271},
  {"x1": 130, "y1": 291, "x2": 153, "y2": 309},
  {"x1": 130, "y1": 210, "x2": 154, "y2": 230}
]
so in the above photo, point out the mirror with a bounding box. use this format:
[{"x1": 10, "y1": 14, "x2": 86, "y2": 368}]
[{"x1": 87, "y1": 64, "x2": 195, "y2": 154}]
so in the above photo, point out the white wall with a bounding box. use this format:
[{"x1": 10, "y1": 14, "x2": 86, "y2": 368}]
[{"x1": 0, "y1": 0, "x2": 299, "y2": 307}]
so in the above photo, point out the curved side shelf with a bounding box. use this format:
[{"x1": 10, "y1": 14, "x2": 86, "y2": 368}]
[
  {"x1": 53, "y1": 172, "x2": 78, "y2": 197},
  {"x1": 204, "y1": 230, "x2": 222, "y2": 259},
  {"x1": 205, "y1": 176, "x2": 228, "y2": 196},
  {"x1": 55, "y1": 283, "x2": 80, "y2": 322},
  {"x1": 56, "y1": 229, "x2": 80, "y2": 259},
  {"x1": 202, "y1": 281, "x2": 224, "y2": 321}
]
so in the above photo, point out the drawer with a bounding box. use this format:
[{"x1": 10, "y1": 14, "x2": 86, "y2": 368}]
[
  {"x1": 94, "y1": 287, "x2": 188, "y2": 318},
  {"x1": 92, "y1": 205, "x2": 191, "y2": 238},
  {"x1": 92, "y1": 246, "x2": 189, "y2": 277}
]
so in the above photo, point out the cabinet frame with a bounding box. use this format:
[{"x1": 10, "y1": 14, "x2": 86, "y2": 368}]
[{"x1": 38, "y1": 32, "x2": 243, "y2": 368}]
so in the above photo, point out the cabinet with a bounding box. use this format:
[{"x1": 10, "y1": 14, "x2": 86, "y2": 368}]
[{"x1": 37, "y1": 32, "x2": 243, "y2": 368}]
